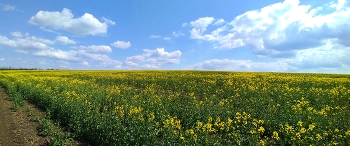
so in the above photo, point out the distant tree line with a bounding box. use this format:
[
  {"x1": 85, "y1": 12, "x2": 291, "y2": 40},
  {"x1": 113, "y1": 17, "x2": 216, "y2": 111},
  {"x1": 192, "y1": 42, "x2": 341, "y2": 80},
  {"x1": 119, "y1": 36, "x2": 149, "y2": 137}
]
[{"x1": 0, "y1": 67, "x2": 63, "y2": 70}]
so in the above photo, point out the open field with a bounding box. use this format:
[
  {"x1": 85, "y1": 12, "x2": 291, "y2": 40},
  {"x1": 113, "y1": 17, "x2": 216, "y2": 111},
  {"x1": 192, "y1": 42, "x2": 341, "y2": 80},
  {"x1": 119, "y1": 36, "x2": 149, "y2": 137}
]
[{"x1": 0, "y1": 70, "x2": 349, "y2": 145}]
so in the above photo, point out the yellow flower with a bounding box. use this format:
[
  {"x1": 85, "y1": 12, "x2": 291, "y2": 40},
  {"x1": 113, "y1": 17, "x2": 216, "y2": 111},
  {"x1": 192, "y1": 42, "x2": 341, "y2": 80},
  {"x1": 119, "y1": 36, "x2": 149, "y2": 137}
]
[
  {"x1": 252, "y1": 119, "x2": 258, "y2": 127},
  {"x1": 180, "y1": 136, "x2": 185, "y2": 141},
  {"x1": 227, "y1": 117, "x2": 233, "y2": 126},
  {"x1": 316, "y1": 134, "x2": 322, "y2": 140},
  {"x1": 258, "y1": 126, "x2": 265, "y2": 133},
  {"x1": 323, "y1": 132, "x2": 328, "y2": 137},
  {"x1": 308, "y1": 124, "x2": 315, "y2": 131},
  {"x1": 249, "y1": 129, "x2": 256, "y2": 134},
  {"x1": 196, "y1": 121, "x2": 203, "y2": 130},
  {"x1": 300, "y1": 128, "x2": 306, "y2": 133},
  {"x1": 345, "y1": 130, "x2": 350, "y2": 136},
  {"x1": 272, "y1": 131, "x2": 280, "y2": 140},
  {"x1": 297, "y1": 121, "x2": 303, "y2": 127},
  {"x1": 186, "y1": 129, "x2": 195, "y2": 135},
  {"x1": 259, "y1": 140, "x2": 265, "y2": 146},
  {"x1": 193, "y1": 134, "x2": 198, "y2": 142},
  {"x1": 174, "y1": 119, "x2": 181, "y2": 130},
  {"x1": 284, "y1": 124, "x2": 294, "y2": 133},
  {"x1": 208, "y1": 116, "x2": 213, "y2": 123},
  {"x1": 258, "y1": 120, "x2": 264, "y2": 125},
  {"x1": 334, "y1": 128, "x2": 339, "y2": 133},
  {"x1": 295, "y1": 133, "x2": 301, "y2": 140}
]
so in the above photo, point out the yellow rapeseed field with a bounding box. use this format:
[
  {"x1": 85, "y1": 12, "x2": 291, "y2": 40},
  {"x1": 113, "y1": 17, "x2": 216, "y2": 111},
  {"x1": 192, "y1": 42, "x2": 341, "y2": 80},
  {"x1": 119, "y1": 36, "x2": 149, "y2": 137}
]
[{"x1": 0, "y1": 70, "x2": 349, "y2": 145}]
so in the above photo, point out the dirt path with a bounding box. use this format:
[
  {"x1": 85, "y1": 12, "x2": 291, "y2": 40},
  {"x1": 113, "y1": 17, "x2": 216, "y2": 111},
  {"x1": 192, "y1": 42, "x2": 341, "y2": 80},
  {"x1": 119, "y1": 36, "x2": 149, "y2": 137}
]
[{"x1": 0, "y1": 88, "x2": 48, "y2": 146}]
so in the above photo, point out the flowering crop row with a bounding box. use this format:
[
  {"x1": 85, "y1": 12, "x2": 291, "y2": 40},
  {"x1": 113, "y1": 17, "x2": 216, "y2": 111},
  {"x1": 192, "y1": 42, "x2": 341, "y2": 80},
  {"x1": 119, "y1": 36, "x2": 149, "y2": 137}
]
[{"x1": 0, "y1": 70, "x2": 349, "y2": 145}]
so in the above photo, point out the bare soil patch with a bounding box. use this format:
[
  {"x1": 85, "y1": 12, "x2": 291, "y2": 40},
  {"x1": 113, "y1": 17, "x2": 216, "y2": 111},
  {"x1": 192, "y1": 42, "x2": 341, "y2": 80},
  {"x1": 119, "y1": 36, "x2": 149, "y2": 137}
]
[{"x1": 0, "y1": 88, "x2": 49, "y2": 146}]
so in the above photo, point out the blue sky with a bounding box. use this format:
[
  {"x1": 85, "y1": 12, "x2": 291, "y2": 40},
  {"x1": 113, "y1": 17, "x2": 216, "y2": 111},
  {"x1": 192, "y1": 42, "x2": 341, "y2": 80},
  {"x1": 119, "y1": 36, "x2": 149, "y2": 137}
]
[{"x1": 1, "y1": 0, "x2": 350, "y2": 73}]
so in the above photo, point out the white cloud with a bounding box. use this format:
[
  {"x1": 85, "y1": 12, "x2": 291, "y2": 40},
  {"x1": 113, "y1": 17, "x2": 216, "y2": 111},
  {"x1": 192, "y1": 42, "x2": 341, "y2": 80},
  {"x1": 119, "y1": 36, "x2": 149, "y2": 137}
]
[
  {"x1": 330, "y1": 0, "x2": 349, "y2": 11},
  {"x1": 163, "y1": 37, "x2": 172, "y2": 40},
  {"x1": 213, "y1": 19, "x2": 225, "y2": 25},
  {"x1": 30, "y1": 36, "x2": 54, "y2": 45},
  {"x1": 188, "y1": 59, "x2": 289, "y2": 72},
  {"x1": 1, "y1": 4, "x2": 15, "y2": 11},
  {"x1": 15, "y1": 50, "x2": 29, "y2": 54},
  {"x1": 149, "y1": 35, "x2": 172, "y2": 41},
  {"x1": 182, "y1": 22, "x2": 188, "y2": 27},
  {"x1": 149, "y1": 35, "x2": 162, "y2": 38},
  {"x1": 55, "y1": 36, "x2": 76, "y2": 45},
  {"x1": 188, "y1": 39, "x2": 350, "y2": 73},
  {"x1": 82, "y1": 61, "x2": 89, "y2": 66},
  {"x1": 0, "y1": 32, "x2": 122, "y2": 69},
  {"x1": 33, "y1": 46, "x2": 122, "y2": 68},
  {"x1": 29, "y1": 8, "x2": 114, "y2": 36},
  {"x1": 101, "y1": 17, "x2": 115, "y2": 25},
  {"x1": 185, "y1": 0, "x2": 350, "y2": 72},
  {"x1": 111, "y1": 40, "x2": 131, "y2": 49},
  {"x1": 73, "y1": 45, "x2": 112, "y2": 54},
  {"x1": 143, "y1": 64, "x2": 159, "y2": 69},
  {"x1": 188, "y1": 0, "x2": 350, "y2": 52},
  {"x1": 0, "y1": 36, "x2": 16, "y2": 47},
  {"x1": 10, "y1": 31, "x2": 23, "y2": 38},
  {"x1": 0, "y1": 58, "x2": 4, "y2": 61},
  {"x1": 33, "y1": 49, "x2": 79, "y2": 61},
  {"x1": 124, "y1": 48, "x2": 181, "y2": 69},
  {"x1": 143, "y1": 48, "x2": 182, "y2": 64},
  {"x1": 79, "y1": 53, "x2": 122, "y2": 68},
  {"x1": 286, "y1": 39, "x2": 350, "y2": 71},
  {"x1": 189, "y1": 17, "x2": 215, "y2": 39},
  {"x1": 0, "y1": 34, "x2": 54, "y2": 52},
  {"x1": 172, "y1": 31, "x2": 185, "y2": 37}
]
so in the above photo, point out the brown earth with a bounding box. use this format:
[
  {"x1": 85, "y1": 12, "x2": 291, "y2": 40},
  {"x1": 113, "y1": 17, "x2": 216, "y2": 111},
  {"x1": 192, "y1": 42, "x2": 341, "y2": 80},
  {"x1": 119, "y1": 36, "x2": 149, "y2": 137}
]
[
  {"x1": 0, "y1": 87, "x2": 90, "y2": 146},
  {"x1": 0, "y1": 87, "x2": 49, "y2": 146}
]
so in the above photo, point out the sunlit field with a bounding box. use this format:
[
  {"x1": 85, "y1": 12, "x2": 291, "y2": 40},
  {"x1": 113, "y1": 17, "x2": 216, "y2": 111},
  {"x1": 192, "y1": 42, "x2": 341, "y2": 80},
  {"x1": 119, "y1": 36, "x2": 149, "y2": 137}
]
[{"x1": 0, "y1": 70, "x2": 349, "y2": 145}]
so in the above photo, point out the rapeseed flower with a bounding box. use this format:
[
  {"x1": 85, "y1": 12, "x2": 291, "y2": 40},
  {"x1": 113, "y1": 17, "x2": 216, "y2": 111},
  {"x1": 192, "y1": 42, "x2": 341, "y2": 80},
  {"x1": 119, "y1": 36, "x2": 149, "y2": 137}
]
[
  {"x1": 272, "y1": 131, "x2": 280, "y2": 140},
  {"x1": 258, "y1": 126, "x2": 265, "y2": 134},
  {"x1": 308, "y1": 124, "x2": 315, "y2": 131}
]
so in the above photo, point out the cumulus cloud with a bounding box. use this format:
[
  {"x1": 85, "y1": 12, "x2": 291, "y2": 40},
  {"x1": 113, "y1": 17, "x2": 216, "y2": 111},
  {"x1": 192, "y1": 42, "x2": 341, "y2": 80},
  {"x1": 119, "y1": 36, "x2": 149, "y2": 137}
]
[
  {"x1": 82, "y1": 61, "x2": 89, "y2": 66},
  {"x1": 185, "y1": 0, "x2": 350, "y2": 72},
  {"x1": 188, "y1": 40, "x2": 350, "y2": 73},
  {"x1": 330, "y1": 0, "x2": 350, "y2": 11},
  {"x1": 189, "y1": 17, "x2": 215, "y2": 39},
  {"x1": 33, "y1": 49, "x2": 79, "y2": 61},
  {"x1": 124, "y1": 48, "x2": 181, "y2": 69},
  {"x1": 73, "y1": 45, "x2": 112, "y2": 54},
  {"x1": 10, "y1": 31, "x2": 23, "y2": 38},
  {"x1": 188, "y1": 59, "x2": 289, "y2": 72},
  {"x1": 33, "y1": 45, "x2": 122, "y2": 68},
  {"x1": 55, "y1": 36, "x2": 76, "y2": 45},
  {"x1": 187, "y1": 0, "x2": 350, "y2": 51},
  {"x1": 287, "y1": 40, "x2": 350, "y2": 70},
  {"x1": 0, "y1": 36, "x2": 29, "y2": 50},
  {"x1": 172, "y1": 31, "x2": 185, "y2": 37},
  {"x1": 0, "y1": 31, "x2": 121, "y2": 69},
  {"x1": 111, "y1": 40, "x2": 131, "y2": 49},
  {"x1": 213, "y1": 19, "x2": 225, "y2": 25},
  {"x1": 0, "y1": 33, "x2": 54, "y2": 53},
  {"x1": 29, "y1": 8, "x2": 114, "y2": 36}
]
